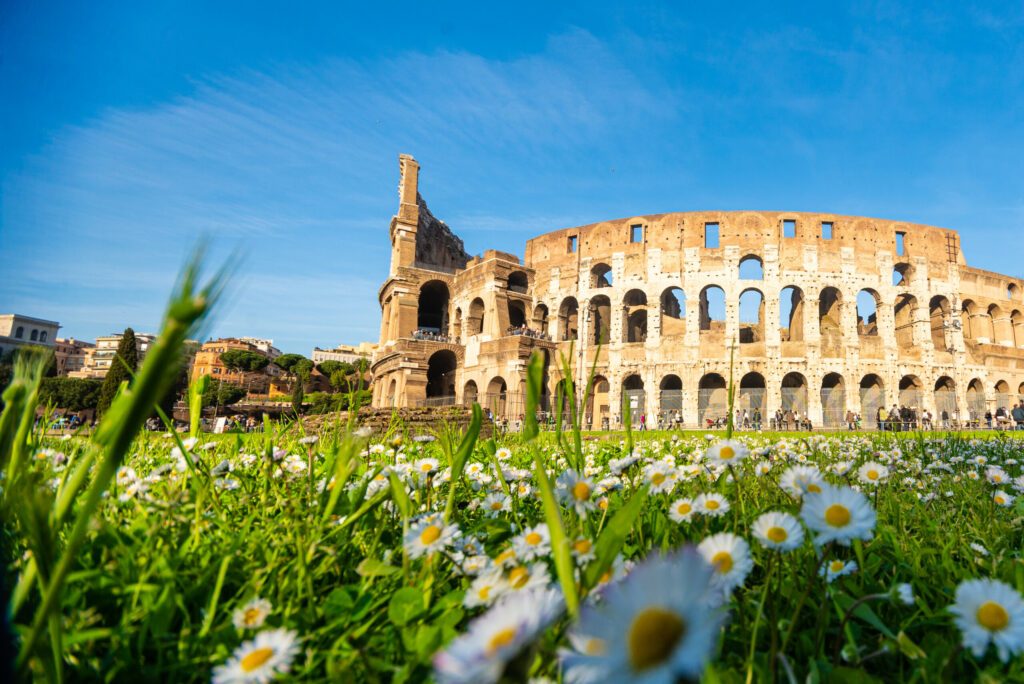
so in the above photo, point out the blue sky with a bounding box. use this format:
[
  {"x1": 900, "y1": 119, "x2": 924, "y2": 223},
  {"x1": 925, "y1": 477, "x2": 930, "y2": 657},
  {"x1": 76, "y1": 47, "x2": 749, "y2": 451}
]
[{"x1": 2, "y1": 2, "x2": 1023, "y2": 354}]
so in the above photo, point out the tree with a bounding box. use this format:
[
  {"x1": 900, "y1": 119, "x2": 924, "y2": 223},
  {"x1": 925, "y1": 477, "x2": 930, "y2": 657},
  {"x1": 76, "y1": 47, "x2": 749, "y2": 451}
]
[
  {"x1": 201, "y1": 379, "x2": 247, "y2": 408},
  {"x1": 291, "y1": 377, "x2": 305, "y2": 416},
  {"x1": 97, "y1": 328, "x2": 138, "y2": 417},
  {"x1": 274, "y1": 353, "x2": 308, "y2": 374},
  {"x1": 39, "y1": 377, "x2": 102, "y2": 411},
  {"x1": 220, "y1": 349, "x2": 269, "y2": 372},
  {"x1": 316, "y1": 360, "x2": 352, "y2": 377}
]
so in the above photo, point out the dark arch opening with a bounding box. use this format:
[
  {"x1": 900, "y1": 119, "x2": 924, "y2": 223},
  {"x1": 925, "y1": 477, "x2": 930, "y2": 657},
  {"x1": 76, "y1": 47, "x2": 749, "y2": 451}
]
[
  {"x1": 417, "y1": 280, "x2": 450, "y2": 333},
  {"x1": 426, "y1": 350, "x2": 457, "y2": 399}
]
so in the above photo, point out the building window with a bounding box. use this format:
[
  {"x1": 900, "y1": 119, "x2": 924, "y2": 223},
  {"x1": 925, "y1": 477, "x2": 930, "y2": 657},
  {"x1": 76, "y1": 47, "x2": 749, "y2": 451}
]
[
  {"x1": 895, "y1": 231, "x2": 906, "y2": 256},
  {"x1": 30, "y1": 330, "x2": 38, "y2": 341},
  {"x1": 40, "y1": 331, "x2": 47, "y2": 342},
  {"x1": 821, "y1": 222, "x2": 833, "y2": 240},
  {"x1": 629, "y1": 224, "x2": 643, "y2": 243},
  {"x1": 15, "y1": 326, "x2": 23, "y2": 339},
  {"x1": 783, "y1": 219, "x2": 796, "y2": 238},
  {"x1": 704, "y1": 222, "x2": 720, "y2": 248},
  {"x1": 567, "y1": 235, "x2": 578, "y2": 253}
]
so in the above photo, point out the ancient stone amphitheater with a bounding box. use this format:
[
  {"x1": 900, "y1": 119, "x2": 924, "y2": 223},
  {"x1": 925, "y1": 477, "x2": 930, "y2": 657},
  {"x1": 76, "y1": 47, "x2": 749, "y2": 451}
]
[{"x1": 372, "y1": 155, "x2": 1024, "y2": 429}]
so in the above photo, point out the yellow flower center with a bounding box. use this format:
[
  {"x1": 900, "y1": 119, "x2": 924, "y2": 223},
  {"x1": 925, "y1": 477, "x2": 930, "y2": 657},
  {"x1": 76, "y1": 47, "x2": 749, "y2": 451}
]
[
  {"x1": 705, "y1": 499, "x2": 720, "y2": 510},
  {"x1": 240, "y1": 647, "x2": 275, "y2": 672},
  {"x1": 598, "y1": 498, "x2": 609, "y2": 510},
  {"x1": 976, "y1": 601, "x2": 1009, "y2": 632},
  {"x1": 419, "y1": 525, "x2": 442, "y2": 545},
  {"x1": 574, "y1": 539, "x2": 592, "y2": 554},
  {"x1": 627, "y1": 607, "x2": 687, "y2": 672},
  {"x1": 824, "y1": 504, "x2": 851, "y2": 527},
  {"x1": 487, "y1": 627, "x2": 517, "y2": 654},
  {"x1": 867, "y1": 470, "x2": 878, "y2": 481},
  {"x1": 995, "y1": 495, "x2": 1005, "y2": 505},
  {"x1": 491, "y1": 501, "x2": 503, "y2": 510},
  {"x1": 478, "y1": 585, "x2": 491, "y2": 600},
  {"x1": 720, "y1": 446, "x2": 735, "y2": 460},
  {"x1": 993, "y1": 475, "x2": 1002, "y2": 482},
  {"x1": 677, "y1": 502, "x2": 692, "y2": 515},
  {"x1": 242, "y1": 608, "x2": 262, "y2": 625},
  {"x1": 525, "y1": 532, "x2": 543, "y2": 546},
  {"x1": 807, "y1": 483, "x2": 822, "y2": 493},
  {"x1": 711, "y1": 551, "x2": 734, "y2": 573},
  {"x1": 651, "y1": 472, "x2": 666, "y2": 485},
  {"x1": 829, "y1": 560, "x2": 844, "y2": 573},
  {"x1": 421, "y1": 463, "x2": 432, "y2": 472},
  {"x1": 766, "y1": 526, "x2": 788, "y2": 543},
  {"x1": 573, "y1": 481, "x2": 592, "y2": 501},
  {"x1": 508, "y1": 566, "x2": 530, "y2": 588},
  {"x1": 496, "y1": 549, "x2": 516, "y2": 564}
]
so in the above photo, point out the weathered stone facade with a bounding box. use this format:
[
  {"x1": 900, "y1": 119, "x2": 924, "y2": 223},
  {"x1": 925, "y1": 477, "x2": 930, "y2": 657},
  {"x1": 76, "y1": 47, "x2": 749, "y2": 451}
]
[{"x1": 372, "y1": 154, "x2": 1024, "y2": 428}]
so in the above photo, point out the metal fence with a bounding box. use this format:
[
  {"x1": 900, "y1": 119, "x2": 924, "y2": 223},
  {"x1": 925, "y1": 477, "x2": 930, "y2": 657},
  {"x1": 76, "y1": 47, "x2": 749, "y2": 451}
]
[
  {"x1": 623, "y1": 390, "x2": 646, "y2": 425},
  {"x1": 697, "y1": 389, "x2": 728, "y2": 426},
  {"x1": 820, "y1": 388, "x2": 846, "y2": 427},
  {"x1": 859, "y1": 387, "x2": 886, "y2": 425},
  {"x1": 781, "y1": 387, "x2": 808, "y2": 416}
]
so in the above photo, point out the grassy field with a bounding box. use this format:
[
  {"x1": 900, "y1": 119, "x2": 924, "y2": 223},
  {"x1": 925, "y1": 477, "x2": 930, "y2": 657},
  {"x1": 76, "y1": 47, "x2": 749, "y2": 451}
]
[{"x1": 3, "y1": 261, "x2": 1023, "y2": 682}]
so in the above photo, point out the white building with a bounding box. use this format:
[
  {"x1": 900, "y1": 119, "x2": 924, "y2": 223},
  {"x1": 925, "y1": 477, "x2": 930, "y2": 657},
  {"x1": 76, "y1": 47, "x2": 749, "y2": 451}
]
[
  {"x1": 0, "y1": 314, "x2": 60, "y2": 356},
  {"x1": 69, "y1": 332, "x2": 157, "y2": 379},
  {"x1": 311, "y1": 342, "x2": 377, "y2": 365}
]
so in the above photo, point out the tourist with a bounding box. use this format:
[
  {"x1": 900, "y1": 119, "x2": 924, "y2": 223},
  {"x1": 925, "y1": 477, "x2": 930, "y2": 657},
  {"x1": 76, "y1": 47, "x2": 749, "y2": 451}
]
[
  {"x1": 845, "y1": 410, "x2": 855, "y2": 431},
  {"x1": 752, "y1": 408, "x2": 762, "y2": 430},
  {"x1": 985, "y1": 409, "x2": 993, "y2": 429},
  {"x1": 1012, "y1": 403, "x2": 1024, "y2": 430},
  {"x1": 876, "y1": 405, "x2": 886, "y2": 431}
]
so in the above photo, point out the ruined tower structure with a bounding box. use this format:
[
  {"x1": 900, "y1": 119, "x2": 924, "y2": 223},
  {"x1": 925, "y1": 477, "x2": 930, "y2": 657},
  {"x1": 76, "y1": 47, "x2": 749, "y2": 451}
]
[{"x1": 372, "y1": 154, "x2": 1024, "y2": 428}]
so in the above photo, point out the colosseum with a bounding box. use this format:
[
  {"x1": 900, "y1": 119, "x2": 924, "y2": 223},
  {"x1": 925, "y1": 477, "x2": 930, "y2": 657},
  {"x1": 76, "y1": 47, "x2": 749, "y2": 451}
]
[{"x1": 371, "y1": 154, "x2": 1024, "y2": 429}]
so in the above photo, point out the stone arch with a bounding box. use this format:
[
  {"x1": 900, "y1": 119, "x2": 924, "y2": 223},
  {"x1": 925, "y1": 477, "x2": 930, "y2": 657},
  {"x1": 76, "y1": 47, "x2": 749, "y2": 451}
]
[
  {"x1": 966, "y1": 378, "x2": 985, "y2": 418},
  {"x1": 697, "y1": 373, "x2": 727, "y2": 426},
  {"x1": 418, "y1": 280, "x2": 450, "y2": 333},
  {"x1": 452, "y1": 307, "x2": 463, "y2": 340},
  {"x1": 463, "y1": 379, "x2": 478, "y2": 406},
  {"x1": 738, "y1": 255, "x2": 764, "y2": 280},
  {"x1": 1009, "y1": 282, "x2": 1020, "y2": 300},
  {"x1": 659, "y1": 374, "x2": 683, "y2": 416},
  {"x1": 591, "y1": 263, "x2": 613, "y2": 289},
  {"x1": 30, "y1": 329, "x2": 38, "y2": 342},
  {"x1": 818, "y1": 287, "x2": 843, "y2": 353},
  {"x1": 468, "y1": 297, "x2": 486, "y2": 336},
  {"x1": 1012, "y1": 310, "x2": 1024, "y2": 347},
  {"x1": 928, "y1": 295, "x2": 951, "y2": 351},
  {"x1": 387, "y1": 378, "x2": 398, "y2": 407},
  {"x1": 781, "y1": 372, "x2": 808, "y2": 416},
  {"x1": 558, "y1": 297, "x2": 578, "y2": 341},
  {"x1": 857, "y1": 289, "x2": 881, "y2": 336},
  {"x1": 507, "y1": 299, "x2": 528, "y2": 329},
  {"x1": 961, "y1": 300, "x2": 980, "y2": 341},
  {"x1": 508, "y1": 270, "x2": 529, "y2": 294},
  {"x1": 623, "y1": 289, "x2": 648, "y2": 343},
  {"x1": 859, "y1": 374, "x2": 886, "y2": 421},
  {"x1": 893, "y1": 262, "x2": 913, "y2": 287},
  {"x1": 820, "y1": 373, "x2": 846, "y2": 427},
  {"x1": 699, "y1": 285, "x2": 726, "y2": 332},
  {"x1": 485, "y1": 376, "x2": 508, "y2": 418},
  {"x1": 779, "y1": 286, "x2": 804, "y2": 342},
  {"x1": 894, "y1": 294, "x2": 919, "y2": 348},
  {"x1": 585, "y1": 374, "x2": 611, "y2": 429},
  {"x1": 533, "y1": 303, "x2": 549, "y2": 331},
  {"x1": 989, "y1": 304, "x2": 1012, "y2": 345},
  {"x1": 738, "y1": 372, "x2": 766, "y2": 418},
  {"x1": 660, "y1": 287, "x2": 686, "y2": 337},
  {"x1": 738, "y1": 287, "x2": 765, "y2": 344},
  {"x1": 934, "y1": 376, "x2": 957, "y2": 418},
  {"x1": 898, "y1": 375, "x2": 923, "y2": 409},
  {"x1": 994, "y1": 379, "x2": 1011, "y2": 411},
  {"x1": 589, "y1": 294, "x2": 612, "y2": 344},
  {"x1": 426, "y1": 350, "x2": 457, "y2": 401},
  {"x1": 622, "y1": 374, "x2": 646, "y2": 424}
]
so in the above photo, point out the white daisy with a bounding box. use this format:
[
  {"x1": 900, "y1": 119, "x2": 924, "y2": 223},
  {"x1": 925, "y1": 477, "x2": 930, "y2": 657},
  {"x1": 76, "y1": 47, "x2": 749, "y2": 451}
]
[
  {"x1": 435, "y1": 587, "x2": 564, "y2": 684},
  {"x1": 232, "y1": 597, "x2": 273, "y2": 630},
  {"x1": 512, "y1": 524, "x2": 551, "y2": 561},
  {"x1": 560, "y1": 548, "x2": 725, "y2": 683},
  {"x1": 800, "y1": 484, "x2": 876, "y2": 546},
  {"x1": 694, "y1": 492, "x2": 730, "y2": 517},
  {"x1": 212, "y1": 628, "x2": 300, "y2": 684},
  {"x1": 495, "y1": 447, "x2": 512, "y2": 461},
  {"x1": 644, "y1": 464, "x2": 676, "y2": 494},
  {"x1": 504, "y1": 563, "x2": 551, "y2": 593},
  {"x1": 404, "y1": 514, "x2": 460, "y2": 559},
  {"x1": 571, "y1": 537, "x2": 597, "y2": 565},
  {"x1": 668, "y1": 498, "x2": 696, "y2": 523},
  {"x1": 464, "y1": 569, "x2": 510, "y2": 609},
  {"x1": 820, "y1": 559, "x2": 857, "y2": 583},
  {"x1": 705, "y1": 440, "x2": 749, "y2": 467},
  {"x1": 779, "y1": 465, "x2": 826, "y2": 498},
  {"x1": 751, "y1": 511, "x2": 804, "y2": 552},
  {"x1": 556, "y1": 469, "x2": 598, "y2": 518},
  {"x1": 894, "y1": 583, "x2": 914, "y2": 606},
  {"x1": 949, "y1": 578, "x2": 1024, "y2": 662},
  {"x1": 993, "y1": 490, "x2": 1015, "y2": 507},
  {"x1": 856, "y1": 461, "x2": 889, "y2": 486},
  {"x1": 482, "y1": 492, "x2": 511, "y2": 516},
  {"x1": 697, "y1": 533, "x2": 753, "y2": 596}
]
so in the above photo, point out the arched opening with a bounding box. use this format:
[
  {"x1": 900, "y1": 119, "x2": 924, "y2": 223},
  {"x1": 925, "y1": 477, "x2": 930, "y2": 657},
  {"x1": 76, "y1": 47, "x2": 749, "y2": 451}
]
[
  {"x1": 558, "y1": 297, "x2": 578, "y2": 341},
  {"x1": 14, "y1": 326, "x2": 24, "y2": 339},
  {"x1": 894, "y1": 294, "x2": 918, "y2": 348},
  {"x1": 1013, "y1": 310, "x2": 1024, "y2": 347},
  {"x1": 994, "y1": 380, "x2": 1011, "y2": 412},
  {"x1": 966, "y1": 378, "x2": 985, "y2": 420},
  {"x1": 739, "y1": 288, "x2": 765, "y2": 343},
  {"x1": 928, "y1": 296, "x2": 951, "y2": 351},
  {"x1": 508, "y1": 271, "x2": 529, "y2": 294},
  {"x1": 699, "y1": 285, "x2": 726, "y2": 333},
  {"x1": 623, "y1": 290, "x2": 648, "y2": 343},
  {"x1": 893, "y1": 263, "x2": 913, "y2": 287},
  {"x1": 818, "y1": 287, "x2": 843, "y2": 354},
  {"x1": 507, "y1": 299, "x2": 527, "y2": 329},
  {"x1": 739, "y1": 255, "x2": 764, "y2": 280},
  {"x1": 591, "y1": 263, "x2": 613, "y2": 289},
  {"x1": 387, "y1": 378, "x2": 398, "y2": 407},
  {"x1": 859, "y1": 374, "x2": 886, "y2": 423},
  {"x1": 738, "y1": 372, "x2": 766, "y2": 422},
  {"x1": 779, "y1": 286, "x2": 804, "y2": 342},
  {"x1": 898, "y1": 375, "x2": 923, "y2": 410},
  {"x1": 463, "y1": 380, "x2": 478, "y2": 406},
  {"x1": 660, "y1": 287, "x2": 686, "y2": 337},
  {"x1": 417, "y1": 280, "x2": 450, "y2": 334},
  {"x1": 425, "y1": 350, "x2": 457, "y2": 403},
  {"x1": 820, "y1": 373, "x2": 846, "y2": 427},
  {"x1": 781, "y1": 372, "x2": 809, "y2": 418},
  {"x1": 659, "y1": 375, "x2": 683, "y2": 419},
  {"x1": 990, "y1": 304, "x2": 1012, "y2": 345},
  {"x1": 30, "y1": 330, "x2": 38, "y2": 342},
  {"x1": 934, "y1": 377, "x2": 956, "y2": 421},
  {"x1": 697, "y1": 373, "x2": 727, "y2": 426},
  {"x1": 1008, "y1": 283, "x2": 1020, "y2": 300},
  {"x1": 533, "y1": 303, "x2": 549, "y2": 333},
  {"x1": 622, "y1": 375, "x2": 645, "y2": 424},
  {"x1": 589, "y1": 295, "x2": 611, "y2": 345},
  {"x1": 39, "y1": 331, "x2": 47, "y2": 342},
  {"x1": 585, "y1": 375, "x2": 610, "y2": 429},
  {"x1": 856, "y1": 290, "x2": 880, "y2": 336},
  {"x1": 961, "y1": 300, "x2": 979, "y2": 341},
  {"x1": 452, "y1": 307, "x2": 463, "y2": 341},
  {"x1": 468, "y1": 298, "x2": 486, "y2": 336},
  {"x1": 486, "y1": 377, "x2": 508, "y2": 419}
]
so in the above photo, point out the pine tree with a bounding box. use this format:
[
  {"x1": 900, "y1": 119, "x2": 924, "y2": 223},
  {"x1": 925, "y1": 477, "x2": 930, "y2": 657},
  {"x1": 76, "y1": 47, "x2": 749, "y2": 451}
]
[{"x1": 97, "y1": 328, "x2": 139, "y2": 417}]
